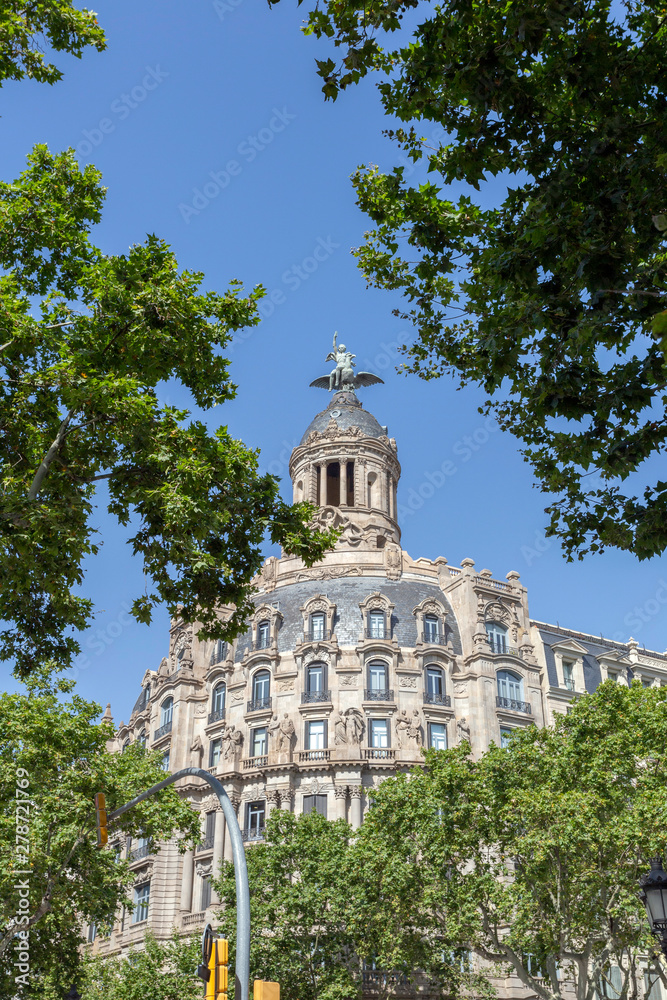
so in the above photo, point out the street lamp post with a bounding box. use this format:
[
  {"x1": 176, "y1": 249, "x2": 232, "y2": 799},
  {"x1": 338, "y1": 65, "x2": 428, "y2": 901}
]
[{"x1": 639, "y1": 857, "x2": 667, "y2": 956}]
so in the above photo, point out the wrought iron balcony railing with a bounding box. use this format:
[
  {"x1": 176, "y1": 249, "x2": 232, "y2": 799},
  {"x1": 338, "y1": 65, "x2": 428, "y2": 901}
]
[
  {"x1": 129, "y1": 844, "x2": 151, "y2": 861},
  {"x1": 422, "y1": 631, "x2": 446, "y2": 645},
  {"x1": 251, "y1": 636, "x2": 272, "y2": 651},
  {"x1": 246, "y1": 697, "x2": 271, "y2": 713},
  {"x1": 303, "y1": 629, "x2": 332, "y2": 642},
  {"x1": 364, "y1": 628, "x2": 390, "y2": 640},
  {"x1": 364, "y1": 688, "x2": 394, "y2": 702},
  {"x1": 242, "y1": 827, "x2": 265, "y2": 842},
  {"x1": 301, "y1": 690, "x2": 332, "y2": 704},
  {"x1": 496, "y1": 696, "x2": 531, "y2": 714},
  {"x1": 196, "y1": 836, "x2": 214, "y2": 854},
  {"x1": 208, "y1": 708, "x2": 226, "y2": 725},
  {"x1": 153, "y1": 720, "x2": 172, "y2": 741},
  {"x1": 424, "y1": 692, "x2": 452, "y2": 707}
]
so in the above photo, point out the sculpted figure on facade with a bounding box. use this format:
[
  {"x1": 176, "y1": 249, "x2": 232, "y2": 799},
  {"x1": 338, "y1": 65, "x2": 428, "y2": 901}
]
[
  {"x1": 344, "y1": 707, "x2": 364, "y2": 745},
  {"x1": 407, "y1": 709, "x2": 423, "y2": 746},
  {"x1": 268, "y1": 714, "x2": 281, "y2": 744},
  {"x1": 222, "y1": 724, "x2": 243, "y2": 759},
  {"x1": 394, "y1": 709, "x2": 410, "y2": 747},
  {"x1": 457, "y1": 717, "x2": 471, "y2": 744},
  {"x1": 277, "y1": 713, "x2": 295, "y2": 750},
  {"x1": 333, "y1": 713, "x2": 348, "y2": 745}
]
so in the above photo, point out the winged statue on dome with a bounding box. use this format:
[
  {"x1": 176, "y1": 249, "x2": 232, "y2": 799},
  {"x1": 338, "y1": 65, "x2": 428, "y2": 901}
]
[{"x1": 309, "y1": 332, "x2": 384, "y2": 392}]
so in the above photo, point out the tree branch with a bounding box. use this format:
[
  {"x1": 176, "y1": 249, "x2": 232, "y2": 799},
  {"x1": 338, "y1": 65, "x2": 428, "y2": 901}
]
[{"x1": 27, "y1": 409, "x2": 75, "y2": 501}]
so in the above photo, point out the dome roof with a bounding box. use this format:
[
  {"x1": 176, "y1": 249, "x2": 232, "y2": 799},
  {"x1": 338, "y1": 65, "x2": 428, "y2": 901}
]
[{"x1": 300, "y1": 391, "x2": 387, "y2": 445}]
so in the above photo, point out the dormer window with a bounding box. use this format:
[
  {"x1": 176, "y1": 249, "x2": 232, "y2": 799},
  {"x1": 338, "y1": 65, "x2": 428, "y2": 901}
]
[
  {"x1": 210, "y1": 639, "x2": 227, "y2": 665},
  {"x1": 424, "y1": 614, "x2": 440, "y2": 643},
  {"x1": 369, "y1": 609, "x2": 386, "y2": 639},
  {"x1": 310, "y1": 612, "x2": 326, "y2": 641},
  {"x1": 257, "y1": 620, "x2": 270, "y2": 649},
  {"x1": 486, "y1": 621, "x2": 508, "y2": 654},
  {"x1": 562, "y1": 660, "x2": 575, "y2": 691}
]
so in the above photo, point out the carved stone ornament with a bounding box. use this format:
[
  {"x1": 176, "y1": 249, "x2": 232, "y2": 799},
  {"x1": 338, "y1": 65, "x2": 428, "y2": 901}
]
[
  {"x1": 454, "y1": 682, "x2": 467, "y2": 694},
  {"x1": 276, "y1": 679, "x2": 295, "y2": 693},
  {"x1": 394, "y1": 709, "x2": 423, "y2": 748},
  {"x1": 134, "y1": 860, "x2": 155, "y2": 882},
  {"x1": 260, "y1": 556, "x2": 278, "y2": 593},
  {"x1": 195, "y1": 862, "x2": 213, "y2": 879},
  {"x1": 457, "y1": 717, "x2": 471, "y2": 743},
  {"x1": 313, "y1": 506, "x2": 364, "y2": 547},
  {"x1": 194, "y1": 704, "x2": 207, "y2": 717},
  {"x1": 398, "y1": 675, "x2": 417, "y2": 688},
  {"x1": 172, "y1": 627, "x2": 193, "y2": 659},
  {"x1": 339, "y1": 674, "x2": 358, "y2": 687},
  {"x1": 307, "y1": 777, "x2": 323, "y2": 795},
  {"x1": 296, "y1": 566, "x2": 361, "y2": 582},
  {"x1": 484, "y1": 601, "x2": 511, "y2": 627},
  {"x1": 304, "y1": 649, "x2": 330, "y2": 668},
  {"x1": 384, "y1": 541, "x2": 402, "y2": 580}
]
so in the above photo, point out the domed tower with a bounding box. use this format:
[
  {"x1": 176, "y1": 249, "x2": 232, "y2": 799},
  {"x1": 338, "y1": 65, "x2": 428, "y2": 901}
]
[{"x1": 290, "y1": 390, "x2": 400, "y2": 547}]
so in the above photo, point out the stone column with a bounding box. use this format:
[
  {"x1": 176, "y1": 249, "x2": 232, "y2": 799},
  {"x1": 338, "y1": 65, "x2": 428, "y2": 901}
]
[
  {"x1": 334, "y1": 786, "x2": 348, "y2": 822},
  {"x1": 210, "y1": 809, "x2": 224, "y2": 906},
  {"x1": 223, "y1": 796, "x2": 240, "y2": 862},
  {"x1": 266, "y1": 790, "x2": 279, "y2": 817},
  {"x1": 279, "y1": 788, "x2": 294, "y2": 812},
  {"x1": 179, "y1": 846, "x2": 194, "y2": 912},
  {"x1": 319, "y1": 461, "x2": 327, "y2": 506},
  {"x1": 340, "y1": 460, "x2": 347, "y2": 507},
  {"x1": 349, "y1": 786, "x2": 363, "y2": 830}
]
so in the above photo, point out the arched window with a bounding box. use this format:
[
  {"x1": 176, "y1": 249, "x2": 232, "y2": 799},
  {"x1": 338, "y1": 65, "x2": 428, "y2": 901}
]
[
  {"x1": 367, "y1": 660, "x2": 389, "y2": 700},
  {"x1": 160, "y1": 697, "x2": 173, "y2": 727},
  {"x1": 367, "y1": 472, "x2": 378, "y2": 508},
  {"x1": 257, "y1": 620, "x2": 270, "y2": 649},
  {"x1": 425, "y1": 665, "x2": 446, "y2": 704},
  {"x1": 122, "y1": 738, "x2": 130, "y2": 753},
  {"x1": 309, "y1": 612, "x2": 326, "y2": 641},
  {"x1": 368, "y1": 609, "x2": 386, "y2": 639},
  {"x1": 424, "y1": 614, "x2": 440, "y2": 643},
  {"x1": 497, "y1": 670, "x2": 523, "y2": 706},
  {"x1": 137, "y1": 729, "x2": 147, "y2": 748},
  {"x1": 251, "y1": 670, "x2": 271, "y2": 710},
  {"x1": 211, "y1": 682, "x2": 226, "y2": 717},
  {"x1": 486, "y1": 621, "x2": 508, "y2": 654}
]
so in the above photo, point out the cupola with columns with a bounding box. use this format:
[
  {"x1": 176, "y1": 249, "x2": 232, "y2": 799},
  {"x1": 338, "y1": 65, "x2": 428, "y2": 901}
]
[{"x1": 289, "y1": 337, "x2": 401, "y2": 550}]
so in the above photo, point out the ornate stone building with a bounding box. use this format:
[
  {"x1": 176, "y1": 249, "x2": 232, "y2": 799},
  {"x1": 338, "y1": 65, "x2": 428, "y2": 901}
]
[{"x1": 93, "y1": 342, "x2": 667, "y2": 968}]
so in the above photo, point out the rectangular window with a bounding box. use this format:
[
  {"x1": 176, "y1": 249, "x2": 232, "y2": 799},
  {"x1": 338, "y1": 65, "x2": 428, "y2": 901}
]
[
  {"x1": 370, "y1": 719, "x2": 389, "y2": 748},
  {"x1": 643, "y1": 678, "x2": 653, "y2": 688},
  {"x1": 424, "y1": 616, "x2": 439, "y2": 642},
  {"x1": 645, "y1": 971, "x2": 662, "y2": 1000},
  {"x1": 307, "y1": 720, "x2": 326, "y2": 750},
  {"x1": 369, "y1": 663, "x2": 387, "y2": 691},
  {"x1": 426, "y1": 668, "x2": 443, "y2": 697},
  {"x1": 87, "y1": 923, "x2": 96, "y2": 943},
  {"x1": 608, "y1": 672, "x2": 618, "y2": 684},
  {"x1": 161, "y1": 749, "x2": 170, "y2": 771},
  {"x1": 303, "y1": 794, "x2": 328, "y2": 817},
  {"x1": 599, "y1": 967, "x2": 622, "y2": 999},
  {"x1": 209, "y1": 738, "x2": 222, "y2": 766},
  {"x1": 205, "y1": 810, "x2": 216, "y2": 843},
  {"x1": 562, "y1": 661, "x2": 575, "y2": 691},
  {"x1": 246, "y1": 801, "x2": 265, "y2": 835},
  {"x1": 369, "y1": 611, "x2": 385, "y2": 638},
  {"x1": 429, "y1": 723, "x2": 448, "y2": 750},
  {"x1": 133, "y1": 882, "x2": 150, "y2": 923},
  {"x1": 308, "y1": 664, "x2": 324, "y2": 693},
  {"x1": 200, "y1": 876, "x2": 211, "y2": 910},
  {"x1": 500, "y1": 726, "x2": 513, "y2": 748},
  {"x1": 251, "y1": 727, "x2": 268, "y2": 757},
  {"x1": 310, "y1": 613, "x2": 325, "y2": 640}
]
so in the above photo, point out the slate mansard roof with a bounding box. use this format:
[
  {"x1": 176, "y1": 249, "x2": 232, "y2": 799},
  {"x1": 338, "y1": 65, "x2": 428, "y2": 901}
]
[{"x1": 235, "y1": 576, "x2": 463, "y2": 660}]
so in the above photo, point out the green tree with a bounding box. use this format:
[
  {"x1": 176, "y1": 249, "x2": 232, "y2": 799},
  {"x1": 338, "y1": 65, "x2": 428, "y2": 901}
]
[
  {"x1": 0, "y1": 669, "x2": 201, "y2": 994},
  {"x1": 350, "y1": 681, "x2": 667, "y2": 1000},
  {"x1": 276, "y1": 0, "x2": 667, "y2": 560},
  {"x1": 77, "y1": 932, "x2": 202, "y2": 1000},
  {"x1": 213, "y1": 810, "x2": 360, "y2": 1000},
  {"x1": 0, "y1": 0, "x2": 105, "y2": 85}
]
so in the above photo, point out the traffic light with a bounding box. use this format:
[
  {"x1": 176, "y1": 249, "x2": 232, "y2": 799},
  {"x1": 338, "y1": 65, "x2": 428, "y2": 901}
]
[
  {"x1": 94, "y1": 793, "x2": 108, "y2": 847},
  {"x1": 214, "y1": 938, "x2": 229, "y2": 1000},
  {"x1": 254, "y1": 981, "x2": 280, "y2": 1000}
]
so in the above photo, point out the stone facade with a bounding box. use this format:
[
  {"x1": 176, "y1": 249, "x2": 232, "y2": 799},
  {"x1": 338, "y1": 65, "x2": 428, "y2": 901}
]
[{"x1": 90, "y1": 387, "x2": 667, "y2": 970}]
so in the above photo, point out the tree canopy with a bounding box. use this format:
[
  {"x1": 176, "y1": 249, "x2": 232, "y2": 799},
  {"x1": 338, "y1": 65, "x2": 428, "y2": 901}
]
[
  {"x1": 0, "y1": 670, "x2": 201, "y2": 995},
  {"x1": 0, "y1": 0, "x2": 105, "y2": 85},
  {"x1": 276, "y1": 0, "x2": 667, "y2": 560},
  {"x1": 350, "y1": 681, "x2": 667, "y2": 1000}
]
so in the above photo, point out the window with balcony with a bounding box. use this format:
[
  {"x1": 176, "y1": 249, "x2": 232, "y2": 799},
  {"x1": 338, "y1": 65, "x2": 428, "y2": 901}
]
[
  {"x1": 133, "y1": 882, "x2": 150, "y2": 923},
  {"x1": 562, "y1": 660, "x2": 575, "y2": 691},
  {"x1": 429, "y1": 723, "x2": 448, "y2": 750},
  {"x1": 303, "y1": 794, "x2": 327, "y2": 817},
  {"x1": 368, "y1": 661, "x2": 388, "y2": 694},
  {"x1": 257, "y1": 620, "x2": 270, "y2": 649},
  {"x1": 369, "y1": 609, "x2": 386, "y2": 639},
  {"x1": 424, "y1": 614, "x2": 440, "y2": 643},
  {"x1": 209, "y1": 639, "x2": 227, "y2": 665},
  {"x1": 211, "y1": 681, "x2": 226, "y2": 720},
  {"x1": 245, "y1": 801, "x2": 265, "y2": 840},
  {"x1": 309, "y1": 612, "x2": 326, "y2": 641},
  {"x1": 137, "y1": 729, "x2": 147, "y2": 748},
  {"x1": 160, "y1": 697, "x2": 173, "y2": 727},
  {"x1": 370, "y1": 719, "x2": 389, "y2": 748},
  {"x1": 303, "y1": 663, "x2": 329, "y2": 703},
  {"x1": 486, "y1": 621, "x2": 508, "y2": 654},
  {"x1": 307, "y1": 720, "x2": 326, "y2": 750},
  {"x1": 425, "y1": 665, "x2": 446, "y2": 704},
  {"x1": 200, "y1": 810, "x2": 216, "y2": 851},
  {"x1": 209, "y1": 738, "x2": 222, "y2": 766},
  {"x1": 250, "y1": 670, "x2": 271, "y2": 710},
  {"x1": 251, "y1": 727, "x2": 268, "y2": 757},
  {"x1": 497, "y1": 670, "x2": 527, "y2": 712}
]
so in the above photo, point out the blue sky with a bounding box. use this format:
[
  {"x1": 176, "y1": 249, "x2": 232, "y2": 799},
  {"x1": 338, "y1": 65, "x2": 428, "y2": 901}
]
[{"x1": 1, "y1": 0, "x2": 666, "y2": 723}]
